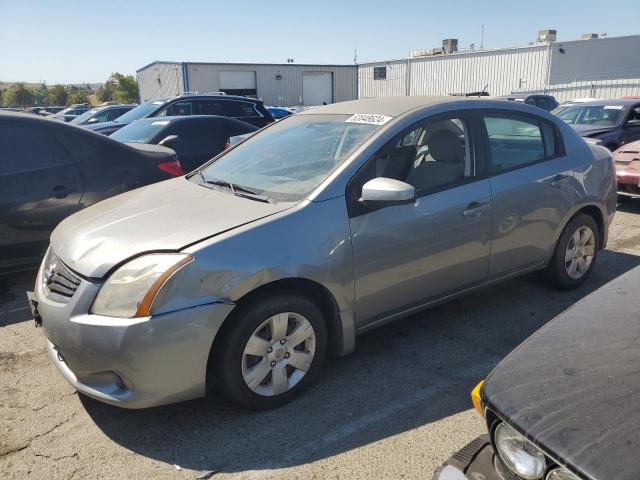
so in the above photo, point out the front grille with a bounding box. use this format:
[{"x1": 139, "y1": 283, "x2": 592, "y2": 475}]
[{"x1": 42, "y1": 250, "x2": 81, "y2": 303}]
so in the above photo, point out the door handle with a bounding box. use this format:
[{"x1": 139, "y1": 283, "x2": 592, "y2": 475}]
[
  {"x1": 551, "y1": 174, "x2": 571, "y2": 188},
  {"x1": 50, "y1": 185, "x2": 74, "y2": 199},
  {"x1": 462, "y1": 201, "x2": 490, "y2": 217}
]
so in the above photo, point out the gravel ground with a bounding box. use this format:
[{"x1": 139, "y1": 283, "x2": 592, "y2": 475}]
[{"x1": 2, "y1": 202, "x2": 640, "y2": 480}]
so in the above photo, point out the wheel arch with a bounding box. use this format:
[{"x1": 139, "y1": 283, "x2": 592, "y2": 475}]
[
  {"x1": 551, "y1": 203, "x2": 606, "y2": 259},
  {"x1": 205, "y1": 277, "x2": 354, "y2": 391}
]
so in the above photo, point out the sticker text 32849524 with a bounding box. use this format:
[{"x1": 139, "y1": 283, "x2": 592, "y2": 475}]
[{"x1": 345, "y1": 113, "x2": 393, "y2": 125}]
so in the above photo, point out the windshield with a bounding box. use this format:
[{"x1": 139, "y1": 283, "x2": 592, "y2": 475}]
[
  {"x1": 110, "y1": 119, "x2": 169, "y2": 143},
  {"x1": 70, "y1": 108, "x2": 99, "y2": 124},
  {"x1": 114, "y1": 100, "x2": 164, "y2": 124},
  {"x1": 198, "y1": 114, "x2": 380, "y2": 202},
  {"x1": 557, "y1": 105, "x2": 625, "y2": 127}
]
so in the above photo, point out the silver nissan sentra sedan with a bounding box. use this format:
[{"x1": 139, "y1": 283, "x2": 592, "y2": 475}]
[{"x1": 28, "y1": 97, "x2": 616, "y2": 410}]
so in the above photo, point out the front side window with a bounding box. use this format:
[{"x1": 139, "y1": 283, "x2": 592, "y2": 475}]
[
  {"x1": 356, "y1": 116, "x2": 473, "y2": 195},
  {"x1": 158, "y1": 101, "x2": 194, "y2": 117},
  {"x1": 484, "y1": 114, "x2": 558, "y2": 172},
  {"x1": 69, "y1": 108, "x2": 100, "y2": 124},
  {"x1": 198, "y1": 114, "x2": 380, "y2": 202}
]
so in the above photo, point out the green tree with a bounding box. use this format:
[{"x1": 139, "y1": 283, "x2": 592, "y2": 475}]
[
  {"x1": 98, "y1": 73, "x2": 138, "y2": 104},
  {"x1": 33, "y1": 83, "x2": 50, "y2": 106},
  {"x1": 49, "y1": 84, "x2": 68, "y2": 106},
  {"x1": 0, "y1": 88, "x2": 4, "y2": 107},
  {"x1": 67, "y1": 90, "x2": 89, "y2": 106},
  {"x1": 4, "y1": 83, "x2": 34, "y2": 108}
]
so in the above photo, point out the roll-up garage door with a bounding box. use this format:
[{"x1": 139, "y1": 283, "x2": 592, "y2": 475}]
[
  {"x1": 218, "y1": 71, "x2": 257, "y2": 97},
  {"x1": 302, "y1": 72, "x2": 333, "y2": 106}
]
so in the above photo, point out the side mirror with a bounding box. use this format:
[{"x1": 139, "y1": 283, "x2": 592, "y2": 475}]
[
  {"x1": 626, "y1": 119, "x2": 640, "y2": 128},
  {"x1": 159, "y1": 134, "x2": 179, "y2": 146},
  {"x1": 87, "y1": 117, "x2": 99, "y2": 124},
  {"x1": 360, "y1": 177, "x2": 416, "y2": 204}
]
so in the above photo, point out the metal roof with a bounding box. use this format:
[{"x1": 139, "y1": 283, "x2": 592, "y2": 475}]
[{"x1": 137, "y1": 60, "x2": 356, "y2": 73}]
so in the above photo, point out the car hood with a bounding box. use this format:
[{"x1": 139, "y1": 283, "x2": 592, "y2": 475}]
[
  {"x1": 83, "y1": 120, "x2": 126, "y2": 132},
  {"x1": 483, "y1": 266, "x2": 640, "y2": 480},
  {"x1": 51, "y1": 177, "x2": 293, "y2": 278},
  {"x1": 570, "y1": 124, "x2": 617, "y2": 137}
]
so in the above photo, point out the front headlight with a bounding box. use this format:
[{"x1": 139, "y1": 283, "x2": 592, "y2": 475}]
[
  {"x1": 91, "y1": 253, "x2": 192, "y2": 318},
  {"x1": 495, "y1": 422, "x2": 546, "y2": 479},
  {"x1": 546, "y1": 468, "x2": 580, "y2": 480}
]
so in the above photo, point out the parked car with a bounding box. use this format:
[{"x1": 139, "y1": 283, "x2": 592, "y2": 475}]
[
  {"x1": 39, "y1": 106, "x2": 66, "y2": 116},
  {"x1": 84, "y1": 93, "x2": 274, "y2": 136},
  {"x1": 433, "y1": 265, "x2": 640, "y2": 480},
  {"x1": 0, "y1": 112, "x2": 183, "y2": 274},
  {"x1": 612, "y1": 139, "x2": 640, "y2": 197},
  {"x1": 26, "y1": 107, "x2": 48, "y2": 115},
  {"x1": 498, "y1": 94, "x2": 559, "y2": 111},
  {"x1": 28, "y1": 96, "x2": 615, "y2": 410},
  {"x1": 555, "y1": 99, "x2": 640, "y2": 150},
  {"x1": 68, "y1": 104, "x2": 136, "y2": 126},
  {"x1": 266, "y1": 106, "x2": 293, "y2": 120},
  {"x1": 50, "y1": 105, "x2": 92, "y2": 122},
  {"x1": 110, "y1": 115, "x2": 257, "y2": 171},
  {"x1": 551, "y1": 97, "x2": 598, "y2": 115}
]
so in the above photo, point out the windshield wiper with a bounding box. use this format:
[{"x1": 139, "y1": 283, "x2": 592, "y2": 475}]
[{"x1": 202, "y1": 177, "x2": 272, "y2": 203}]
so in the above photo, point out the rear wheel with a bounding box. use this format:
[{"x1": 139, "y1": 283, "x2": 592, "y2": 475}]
[
  {"x1": 215, "y1": 292, "x2": 327, "y2": 410},
  {"x1": 546, "y1": 214, "x2": 599, "y2": 290}
]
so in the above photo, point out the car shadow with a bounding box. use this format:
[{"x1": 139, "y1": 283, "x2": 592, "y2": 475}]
[
  {"x1": 617, "y1": 197, "x2": 640, "y2": 214},
  {"x1": 78, "y1": 249, "x2": 640, "y2": 475},
  {"x1": 0, "y1": 269, "x2": 37, "y2": 327}
]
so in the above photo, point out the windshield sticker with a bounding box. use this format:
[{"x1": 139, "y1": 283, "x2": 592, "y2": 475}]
[
  {"x1": 151, "y1": 121, "x2": 170, "y2": 126},
  {"x1": 346, "y1": 113, "x2": 393, "y2": 125},
  {"x1": 604, "y1": 105, "x2": 624, "y2": 110}
]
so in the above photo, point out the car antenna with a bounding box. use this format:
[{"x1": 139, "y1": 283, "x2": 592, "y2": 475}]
[{"x1": 478, "y1": 84, "x2": 489, "y2": 97}]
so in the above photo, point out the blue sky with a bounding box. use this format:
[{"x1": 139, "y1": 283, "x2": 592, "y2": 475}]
[{"x1": 2, "y1": 0, "x2": 639, "y2": 84}]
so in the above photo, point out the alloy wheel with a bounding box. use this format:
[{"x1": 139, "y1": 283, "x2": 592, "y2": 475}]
[
  {"x1": 241, "y1": 312, "x2": 316, "y2": 396},
  {"x1": 564, "y1": 225, "x2": 596, "y2": 280}
]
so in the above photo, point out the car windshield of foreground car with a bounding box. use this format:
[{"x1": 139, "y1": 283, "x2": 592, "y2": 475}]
[
  {"x1": 110, "y1": 119, "x2": 169, "y2": 143},
  {"x1": 197, "y1": 114, "x2": 380, "y2": 202},
  {"x1": 114, "y1": 100, "x2": 164, "y2": 123},
  {"x1": 69, "y1": 108, "x2": 100, "y2": 124},
  {"x1": 557, "y1": 104, "x2": 624, "y2": 126}
]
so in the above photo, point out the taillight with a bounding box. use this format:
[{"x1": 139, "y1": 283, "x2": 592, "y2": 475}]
[
  {"x1": 224, "y1": 140, "x2": 232, "y2": 150},
  {"x1": 157, "y1": 158, "x2": 183, "y2": 176}
]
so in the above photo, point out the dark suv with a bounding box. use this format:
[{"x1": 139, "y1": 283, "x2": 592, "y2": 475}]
[
  {"x1": 499, "y1": 94, "x2": 559, "y2": 111},
  {"x1": 84, "y1": 94, "x2": 274, "y2": 135}
]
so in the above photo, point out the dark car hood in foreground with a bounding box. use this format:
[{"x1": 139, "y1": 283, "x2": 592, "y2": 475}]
[
  {"x1": 483, "y1": 266, "x2": 640, "y2": 480},
  {"x1": 51, "y1": 177, "x2": 292, "y2": 278},
  {"x1": 570, "y1": 124, "x2": 617, "y2": 137}
]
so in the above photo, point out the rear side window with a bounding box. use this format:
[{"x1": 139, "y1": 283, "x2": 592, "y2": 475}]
[
  {"x1": 483, "y1": 114, "x2": 560, "y2": 173},
  {"x1": 221, "y1": 101, "x2": 261, "y2": 117},
  {"x1": 0, "y1": 122, "x2": 71, "y2": 174}
]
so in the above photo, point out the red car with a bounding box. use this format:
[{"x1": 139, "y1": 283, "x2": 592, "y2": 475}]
[{"x1": 614, "y1": 139, "x2": 640, "y2": 196}]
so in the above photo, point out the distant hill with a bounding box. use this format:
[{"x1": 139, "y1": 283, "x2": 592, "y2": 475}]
[{"x1": 0, "y1": 81, "x2": 103, "y2": 90}]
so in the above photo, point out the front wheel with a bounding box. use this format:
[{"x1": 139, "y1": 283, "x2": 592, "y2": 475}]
[
  {"x1": 215, "y1": 292, "x2": 327, "y2": 410},
  {"x1": 546, "y1": 214, "x2": 599, "y2": 290}
]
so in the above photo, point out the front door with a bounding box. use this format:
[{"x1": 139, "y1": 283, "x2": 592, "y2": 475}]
[
  {"x1": 621, "y1": 106, "x2": 640, "y2": 145},
  {"x1": 480, "y1": 111, "x2": 575, "y2": 277},
  {"x1": 0, "y1": 122, "x2": 84, "y2": 269},
  {"x1": 348, "y1": 113, "x2": 492, "y2": 326}
]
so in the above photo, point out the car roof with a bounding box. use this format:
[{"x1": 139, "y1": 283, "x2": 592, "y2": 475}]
[
  {"x1": 151, "y1": 94, "x2": 263, "y2": 104},
  {"x1": 299, "y1": 96, "x2": 558, "y2": 118},
  {"x1": 300, "y1": 96, "x2": 472, "y2": 117},
  {"x1": 578, "y1": 99, "x2": 640, "y2": 107}
]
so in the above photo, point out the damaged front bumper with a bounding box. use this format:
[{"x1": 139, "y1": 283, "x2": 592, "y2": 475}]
[{"x1": 30, "y1": 258, "x2": 235, "y2": 409}]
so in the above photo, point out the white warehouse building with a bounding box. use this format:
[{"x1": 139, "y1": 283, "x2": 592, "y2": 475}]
[
  {"x1": 358, "y1": 34, "x2": 640, "y2": 102},
  {"x1": 137, "y1": 61, "x2": 358, "y2": 106}
]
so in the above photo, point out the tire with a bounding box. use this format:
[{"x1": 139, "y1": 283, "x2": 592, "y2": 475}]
[
  {"x1": 546, "y1": 213, "x2": 599, "y2": 290},
  {"x1": 214, "y1": 291, "x2": 327, "y2": 410}
]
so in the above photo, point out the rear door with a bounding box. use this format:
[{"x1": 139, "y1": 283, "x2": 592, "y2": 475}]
[
  {"x1": 0, "y1": 121, "x2": 84, "y2": 269},
  {"x1": 481, "y1": 111, "x2": 574, "y2": 277}
]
